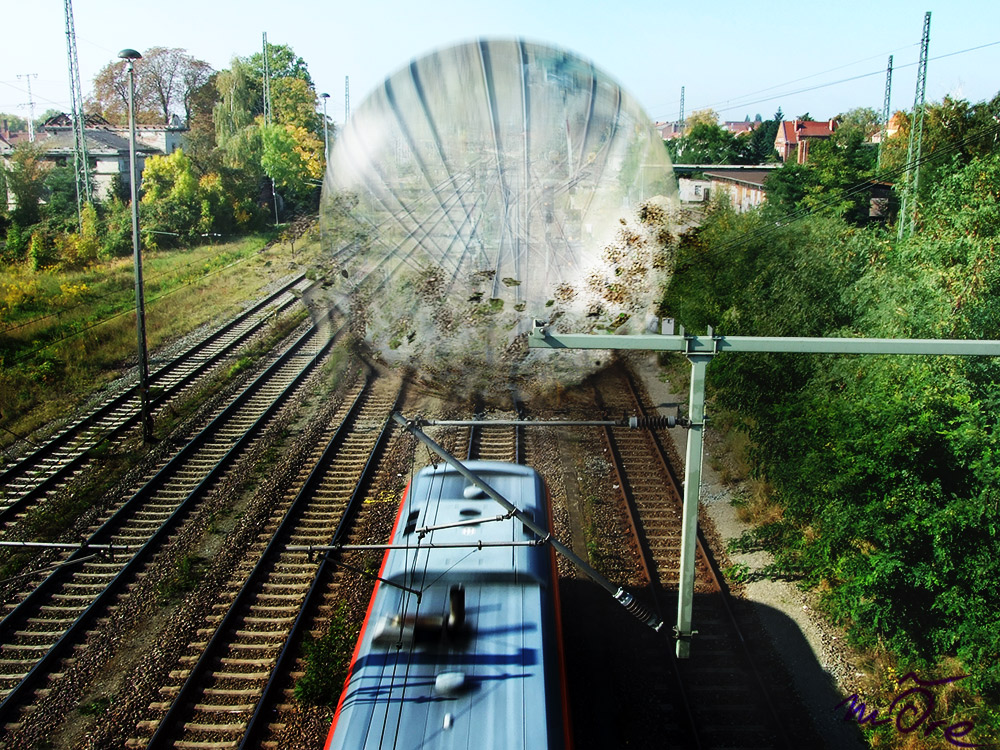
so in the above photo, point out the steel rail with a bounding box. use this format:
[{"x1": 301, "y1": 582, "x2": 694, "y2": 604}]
[
  {"x1": 0, "y1": 316, "x2": 337, "y2": 722},
  {"x1": 237, "y1": 379, "x2": 403, "y2": 749},
  {"x1": 617, "y1": 365, "x2": 793, "y2": 750},
  {"x1": 592, "y1": 379, "x2": 700, "y2": 749},
  {"x1": 0, "y1": 274, "x2": 309, "y2": 526},
  {"x1": 144, "y1": 373, "x2": 383, "y2": 747}
]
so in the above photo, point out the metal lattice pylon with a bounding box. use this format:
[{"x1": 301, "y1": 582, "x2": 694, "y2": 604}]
[
  {"x1": 262, "y1": 32, "x2": 272, "y2": 126},
  {"x1": 678, "y1": 85, "x2": 685, "y2": 133},
  {"x1": 899, "y1": 11, "x2": 931, "y2": 240},
  {"x1": 877, "y1": 55, "x2": 893, "y2": 170},
  {"x1": 63, "y1": 0, "x2": 91, "y2": 227}
]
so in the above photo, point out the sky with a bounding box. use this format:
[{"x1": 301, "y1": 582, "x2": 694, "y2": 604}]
[{"x1": 1, "y1": 0, "x2": 998, "y2": 129}]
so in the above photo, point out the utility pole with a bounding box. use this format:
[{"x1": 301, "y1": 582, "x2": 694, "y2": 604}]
[
  {"x1": 877, "y1": 55, "x2": 893, "y2": 170},
  {"x1": 17, "y1": 74, "x2": 37, "y2": 143},
  {"x1": 899, "y1": 11, "x2": 931, "y2": 241},
  {"x1": 120, "y1": 48, "x2": 153, "y2": 443},
  {"x1": 262, "y1": 32, "x2": 278, "y2": 225},
  {"x1": 63, "y1": 0, "x2": 91, "y2": 229},
  {"x1": 528, "y1": 322, "x2": 1000, "y2": 658},
  {"x1": 678, "y1": 85, "x2": 685, "y2": 134},
  {"x1": 345, "y1": 75, "x2": 350, "y2": 122}
]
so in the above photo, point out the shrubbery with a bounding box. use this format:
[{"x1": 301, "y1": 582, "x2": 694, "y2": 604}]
[{"x1": 663, "y1": 148, "x2": 1000, "y2": 728}]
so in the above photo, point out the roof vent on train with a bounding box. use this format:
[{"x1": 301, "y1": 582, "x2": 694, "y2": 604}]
[
  {"x1": 463, "y1": 483, "x2": 488, "y2": 499},
  {"x1": 435, "y1": 672, "x2": 468, "y2": 697}
]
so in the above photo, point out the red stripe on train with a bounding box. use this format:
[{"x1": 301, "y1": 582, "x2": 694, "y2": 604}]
[{"x1": 324, "y1": 481, "x2": 413, "y2": 749}]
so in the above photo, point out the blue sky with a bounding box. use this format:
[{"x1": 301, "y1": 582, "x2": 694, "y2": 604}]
[{"x1": 2, "y1": 0, "x2": 998, "y2": 127}]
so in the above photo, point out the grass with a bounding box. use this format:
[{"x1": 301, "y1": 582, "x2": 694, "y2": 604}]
[
  {"x1": 0, "y1": 227, "x2": 323, "y2": 456},
  {"x1": 294, "y1": 602, "x2": 359, "y2": 706},
  {"x1": 157, "y1": 554, "x2": 206, "y2": 604}
]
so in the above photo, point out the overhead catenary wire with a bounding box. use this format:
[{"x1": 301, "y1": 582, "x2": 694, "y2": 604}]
[{"x1": 655, "y1": 38, "x2": 1000, "y2": 122}]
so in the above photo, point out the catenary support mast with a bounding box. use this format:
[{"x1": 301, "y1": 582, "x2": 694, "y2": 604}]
[
  {"x1": 899, "y1": 11, "x2": 931, "y2": 240},
  {"x1": 63, "y1": 0, "x2": 91, "y2": 228},
  {"x1": 877, "y1": 55, "x2": 893, "y2": 170},
  {"x1": 528, "y1": 322, "x2": 1000, "y2": 658}
]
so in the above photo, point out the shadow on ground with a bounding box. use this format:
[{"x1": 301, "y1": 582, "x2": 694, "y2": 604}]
[{"x1": 559, "y1": 579, "x2": 868, "y2": 749}]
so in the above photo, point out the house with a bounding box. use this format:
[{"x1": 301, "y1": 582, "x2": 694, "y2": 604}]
[
  {"x1": 655, "y1": 120, "x2": 684, "y2": 140},
  {"x1": 677, "y1": 178, "x2": 711, "y2": 202},
  {"x1": 3, "y1": 113, "x2": 188, "y2": 204},
  {"x1": 774, "y1": 119, "x2": 838, "y2": 163},
  {"x1": 702, "y1": 169, "x2": 772, "y2": 212},
  {"x1": 871, "y1": 111, "x2": 906, "y2": 145},
  {"x1": 33, "y1": 113, "x2": 187, "y2": 198},
  {"x1": 722, "y1": 120, "x2": 756, "y2": 136}
]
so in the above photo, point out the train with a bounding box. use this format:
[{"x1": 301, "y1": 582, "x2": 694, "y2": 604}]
[{"x1": 324, "y1": 460, "x2": 571, "y2": 749}]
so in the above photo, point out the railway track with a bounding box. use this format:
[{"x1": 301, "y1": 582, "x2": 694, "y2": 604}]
[
  {"x1": 0, "y1": 275, "x2": 312, "y2": 532},
  {"x1": 595, "y1": 364, "x2": 797, "y2": 749},
  {"x1": 127, "y1": 373, "x2": 403, "y2": 748},
  {"x1": 0, "y1": 313, "x2": 337, "y2": 733}
]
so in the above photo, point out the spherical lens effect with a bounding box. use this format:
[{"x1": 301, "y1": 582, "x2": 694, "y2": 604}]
[{"x1": 317, "y1": 38, "x2": 678, "y2": 394}]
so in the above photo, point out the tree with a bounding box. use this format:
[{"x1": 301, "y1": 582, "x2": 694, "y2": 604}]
[
  {"x1": 261, "y1": 123, "x2": 322, "y2": 202},
  {"x1": 139, "y1": 149, "x2": 203, "y2": 243},
  {"x1": 180, "y1": 58, "x2": 214, "y2": 125},
  {"x1": 89, "y1": 58, "x2": 157, "y2": 125},
  {"x1": 41, "y1": 166, "x2": 78, "y2": 228},
  {"x1": 835, "y1": 106, "x2": 880, "y2": 142},
  {"x1": 179, "y1": 72, "x2": 220, "y2": 176},
  {"x1": 0, "y1": 113, "x2": 28, "y2": 131},
  {"x1": 879, "y1": 93, "x2": 1000, "y2": 207},
  {"x1": 213, "y1": 43, "x2": 325, "y2": 214},
  {"x1": 744, "y1": 118, "x2": 781, "y2": 162},
  {"x1": 685, "y1": 108, "x2": 719, "y2": 132},
  {"x1": 89, "y1": 48, "x2": 213, "y2": 125},
  {"x1": 246, "y1": 43, "x2": 313, "y2": 87},
  {"x1": 3, "y1": 145, "x2": 47, "y2": 227}
]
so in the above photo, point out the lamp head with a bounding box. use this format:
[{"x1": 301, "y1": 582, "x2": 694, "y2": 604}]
[
  {"x1": 321, "y1": 92, "x2": 330, "y2": 99},
  {"x1": 118, "y1": 49, "x2": 142, "y2": 61}
]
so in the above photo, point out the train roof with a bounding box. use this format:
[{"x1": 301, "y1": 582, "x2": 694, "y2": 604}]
[
  {"x1": 326, "y1": 461, "x2": 564, "y2": 750},
  {"x1": 384, "y1": 461, "x2": 550, "y2": 587}
]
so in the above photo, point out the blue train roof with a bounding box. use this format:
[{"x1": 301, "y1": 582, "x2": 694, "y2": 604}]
[
  {"x1": 327, "y1": 461, "x2": 564, "y2": 750},
  {"x1": 385, "y1": 461, "x2": 551, "y2": 586}
]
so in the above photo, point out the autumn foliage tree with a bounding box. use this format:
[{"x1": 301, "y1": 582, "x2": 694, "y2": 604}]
[
  {"x1": 213, "y1": 42, "x2": 326, "y2": 214},
  {"x1": 88, "y1": 47, "x2": 213, "y2": 125}
]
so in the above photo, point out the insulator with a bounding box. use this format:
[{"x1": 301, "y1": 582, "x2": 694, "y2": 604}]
[
  {"x1": 614, "y1": 588, "x2": 663, "y2": 631},
  {"x1": 627, "y1": 415, "x2": 687, "y2": 429}
]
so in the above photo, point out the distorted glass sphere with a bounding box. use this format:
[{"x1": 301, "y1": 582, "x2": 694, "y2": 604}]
[{"x1": 318, "y1": 38, "x2": 678, "y2": 394}]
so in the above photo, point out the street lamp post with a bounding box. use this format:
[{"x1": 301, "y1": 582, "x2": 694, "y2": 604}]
[
  {"x1": 119, "y1": 48, "x2": 153, "y2": 443},
  {"x1": 320, "y1": 92, "x2": 330, "y2": 162},
  {"x1": 319, "y1": 92, "x2": 330, "y2": 250}
]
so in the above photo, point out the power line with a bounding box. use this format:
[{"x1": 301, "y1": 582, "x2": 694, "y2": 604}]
[
  {"x1": 655, "y1": 37, "x2": 1000, "y2": 122},
  {"x1": 680, "y1": 43, "x2": 917, "y2": 118}
]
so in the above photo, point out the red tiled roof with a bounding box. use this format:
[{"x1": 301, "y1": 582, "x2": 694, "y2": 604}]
[{"x1": 779, "y1": 119, "x2": 837, "y2": 144}]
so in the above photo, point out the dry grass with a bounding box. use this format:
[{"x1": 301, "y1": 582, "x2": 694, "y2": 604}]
[{"x1": 0, "y1": 227, "x2": 323, "y2": 454}]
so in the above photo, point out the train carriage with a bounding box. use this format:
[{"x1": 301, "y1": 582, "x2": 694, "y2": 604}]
[{"x1": 325, "y1": 461, "x2": 570, "y2": 749}]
